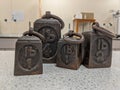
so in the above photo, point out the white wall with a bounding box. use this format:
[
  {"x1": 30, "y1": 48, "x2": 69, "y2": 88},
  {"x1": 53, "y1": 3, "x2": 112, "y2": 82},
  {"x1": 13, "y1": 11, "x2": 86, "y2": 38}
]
[
  {"x1": 41, "y1": 0, "x2": 120, "y2": 35},
  {"x1": 0, "y1": 0, "x2": 40, "y2": 35},
  {"x1": 0, "y1": 0, "x2": 119, "y2": 35}
]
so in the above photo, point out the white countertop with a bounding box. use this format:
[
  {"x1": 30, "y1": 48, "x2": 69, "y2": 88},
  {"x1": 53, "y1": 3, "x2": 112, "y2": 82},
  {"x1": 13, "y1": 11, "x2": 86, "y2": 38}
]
[
  {"x1": 0, "y1": 34, "x2": 22, "y2": 38},
  {"x1": 0, "y1": 51, "x2": 120, "y2": 90}
]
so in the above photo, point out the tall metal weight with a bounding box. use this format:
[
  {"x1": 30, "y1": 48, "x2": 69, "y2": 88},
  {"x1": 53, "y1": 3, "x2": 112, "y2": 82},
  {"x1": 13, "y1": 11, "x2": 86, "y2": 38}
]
[
  {"x1": 14, "y1": 27, "x2": 45, "y2": 76},
  {"x1": 82, "y1": 22, "x2": 116, "y2": 68},
  {"x1": 34, "y1": 11, "x2": 64, "y2": 63},
  {"x1": 57, "y1": 31, "x2": 84, "y2": 70}
]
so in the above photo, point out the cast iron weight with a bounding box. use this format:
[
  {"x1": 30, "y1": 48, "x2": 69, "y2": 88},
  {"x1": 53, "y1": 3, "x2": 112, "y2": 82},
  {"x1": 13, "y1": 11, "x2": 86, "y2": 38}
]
[
  {"x1": 57, "y1": 30, "x2": 84, "y2": 70},
  {"x1": 34, "y1": 11, "x2": 65, "y2": 63},
  {"x1": 14, "y1": 22, "x2": 45, "y2": 76},
  {"x1": 82, "y1": 22, "x2": 116, "y2": 68}
]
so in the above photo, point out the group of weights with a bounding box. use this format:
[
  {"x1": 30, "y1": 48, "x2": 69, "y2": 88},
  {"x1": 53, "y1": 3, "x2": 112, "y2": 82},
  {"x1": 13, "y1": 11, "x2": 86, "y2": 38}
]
[{"x1": 14, "y1": 11, "x2": 115, "y2": 76}]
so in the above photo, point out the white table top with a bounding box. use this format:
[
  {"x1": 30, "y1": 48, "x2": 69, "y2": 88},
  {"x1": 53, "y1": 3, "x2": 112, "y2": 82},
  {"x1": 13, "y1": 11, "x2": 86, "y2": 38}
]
[
  {"x1": 0, "y1": 34, "x2": 22, "y2": 38},
  {"x1": 0, "y1": 51, "x2": 120, "y2": 90}
]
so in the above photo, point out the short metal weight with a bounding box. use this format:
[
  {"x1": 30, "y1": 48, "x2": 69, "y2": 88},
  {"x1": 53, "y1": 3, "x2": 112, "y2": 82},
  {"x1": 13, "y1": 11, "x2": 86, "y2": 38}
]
[
  {"x1": 57, "y1": 30, "x2": 84, "y2": 70},
  {"x1": 14, "y1": 28, "x2": 45, "y2": 76},
  {"x1": 82, "y1": 22, "x2": 115, "y2": 68}
]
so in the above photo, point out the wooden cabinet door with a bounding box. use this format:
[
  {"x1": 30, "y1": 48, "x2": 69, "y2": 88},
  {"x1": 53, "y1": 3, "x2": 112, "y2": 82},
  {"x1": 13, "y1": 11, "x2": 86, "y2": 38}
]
[
  {"x1": 0, "y1": 0, "x2": 40, "y2": 35},
  {"x1": 12, "y1": 0, "x2": 40, "y2": 34},
  {"x1": 0, "y1": 0, "x2": 12, "y2": 34}
]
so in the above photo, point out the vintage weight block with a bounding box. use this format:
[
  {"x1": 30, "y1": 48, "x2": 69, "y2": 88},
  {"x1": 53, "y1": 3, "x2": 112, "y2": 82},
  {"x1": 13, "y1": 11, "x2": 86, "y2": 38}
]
[
  {"x1": 34, "y1": 11, "x2": 64, "y2": 63},
  {"x1": 57, "y1": 30, "x2": 84, "y2": 70},
  {"x1": 14, "y1": 26, "x2": 45, "y2": 76},
  {"x1": 82, "y1": 22, "x2": 115, "y2": 68}
]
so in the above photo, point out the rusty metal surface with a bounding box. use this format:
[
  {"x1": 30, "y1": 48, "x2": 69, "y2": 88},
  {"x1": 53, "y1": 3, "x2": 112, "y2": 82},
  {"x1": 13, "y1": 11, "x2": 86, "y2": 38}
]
[
  {"x1": 34, "y1": 11, "x2": 64, "y2": 63},
  {"x1": 57, "y1": 31, "x2": 84, "y2": 70},
  {"x1": 14, "y1": 27, "x2": 44, "y2": 76},
  {"x1": 82, "y1": 22, "x2": 115, "y2": 68}
]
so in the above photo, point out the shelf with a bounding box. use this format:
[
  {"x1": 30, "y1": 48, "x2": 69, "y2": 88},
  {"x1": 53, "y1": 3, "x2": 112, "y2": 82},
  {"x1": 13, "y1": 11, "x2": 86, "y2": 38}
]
[{"x1": 73, "y1": 19, "x2": 96, "y2": 33}]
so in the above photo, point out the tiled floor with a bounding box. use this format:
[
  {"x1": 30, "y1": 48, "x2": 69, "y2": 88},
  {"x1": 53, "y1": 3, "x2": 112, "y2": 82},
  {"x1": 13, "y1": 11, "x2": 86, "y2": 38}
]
[{"x1": 0, "y1": 51, "x2": 120, "y2": 90}]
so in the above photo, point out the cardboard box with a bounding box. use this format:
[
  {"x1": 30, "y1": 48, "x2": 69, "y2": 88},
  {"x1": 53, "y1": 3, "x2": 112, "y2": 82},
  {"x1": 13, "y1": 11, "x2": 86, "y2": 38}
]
[{"x1": 81, "y1": 12, "x2": 94, "y2": 19}]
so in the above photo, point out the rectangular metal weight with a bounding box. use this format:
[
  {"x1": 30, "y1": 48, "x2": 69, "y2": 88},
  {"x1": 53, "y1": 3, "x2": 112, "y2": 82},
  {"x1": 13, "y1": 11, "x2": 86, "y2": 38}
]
[
  {"x1": 82, "y1": 31, "x2": 112, "y2": 68},
  {"x1": 57, "y1": 39, "x2": 82, "y2": 70},
  {"x1": 34, "y1": 19, "x2": 61, "y2": 63},
  {"x1": 14, "y1": 36, "x2": 43, "y2": 76}
]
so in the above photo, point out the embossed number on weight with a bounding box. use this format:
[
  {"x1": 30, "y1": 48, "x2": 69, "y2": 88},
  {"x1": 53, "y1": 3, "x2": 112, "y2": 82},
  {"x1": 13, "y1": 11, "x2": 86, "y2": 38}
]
[
  {"x1": 61, "y1": 45, "x2": 75, "y2": 65},
  {"x1": 39, "y1": 27, "x2": 57, "y2": 42},
  {"x1": 43, "y1": 43, "x2": 52, "y2": 58},
  {"x1": 24, "y1": 46, "x2": 36, "y2": 70},
  {"x1": 95, "y1": 38, "x2": 108, "y2": 63},
  {"x1": 19, "y1": 45, "x2": 39, "y2": 71}
]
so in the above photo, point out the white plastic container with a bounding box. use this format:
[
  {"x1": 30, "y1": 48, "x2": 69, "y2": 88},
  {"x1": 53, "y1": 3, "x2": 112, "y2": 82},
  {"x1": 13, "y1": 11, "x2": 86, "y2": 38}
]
[{"x1": 74, "y1": 13, "x2": 82, "y2": 19}]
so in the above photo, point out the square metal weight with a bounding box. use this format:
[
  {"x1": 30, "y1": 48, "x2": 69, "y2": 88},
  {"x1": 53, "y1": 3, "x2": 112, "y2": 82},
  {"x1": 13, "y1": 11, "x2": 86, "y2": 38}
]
[
  {"x1": 14, "y1": 36, "x2": 43, "y2": 76},
  {"x1": 82, "y1": 31, "x2": 112, "y2": 68},
  {"x1": 57, "y1": 39, "x2": 82, "y2": 70}
]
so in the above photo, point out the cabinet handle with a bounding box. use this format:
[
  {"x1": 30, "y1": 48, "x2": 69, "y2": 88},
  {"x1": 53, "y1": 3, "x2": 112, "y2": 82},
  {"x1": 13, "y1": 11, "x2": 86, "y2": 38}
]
[
  {"x1": 14, "y1": 19, "x2": 16, "y2": 22},
  {"x1": 4, "y1": 19, "x2": 7, "y2": 22}
]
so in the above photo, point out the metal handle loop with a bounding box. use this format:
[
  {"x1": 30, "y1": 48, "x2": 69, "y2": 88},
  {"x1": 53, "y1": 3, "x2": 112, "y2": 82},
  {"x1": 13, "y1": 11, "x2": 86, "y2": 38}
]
[
  {"x1": 116, "y1": 35, "x2": 120, "y2": 38},
  {"x1": 23, "y1": 29, "x2": 45, "y2": 42},
  {"x1": 63, "y1": 31, "x2": 84, "y2": 44},
  {"x1": 42, "y1": 11, "x2": 64, "y2": 29},
  {"x1": 92, "y1": 22, "x2": 116, "y2": 38}
]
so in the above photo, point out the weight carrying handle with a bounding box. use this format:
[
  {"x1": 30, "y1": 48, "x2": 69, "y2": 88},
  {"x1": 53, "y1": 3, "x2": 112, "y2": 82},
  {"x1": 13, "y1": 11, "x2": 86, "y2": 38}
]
[
  {"x1": 63, "y1": 31, "x2": 84, "y2": 44},
  {"x1": 23, "y1": 28, "x2": 45, "y2": 42},
  {"x1": 92, "y1": 22, "x2": 116, "y2": 38},
  {"x1": 116, "y1": 35, "x2": 120, "y2": 38},
  {"x1": 42, "y1": 11, "x2": 64, "y2": 29}
]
